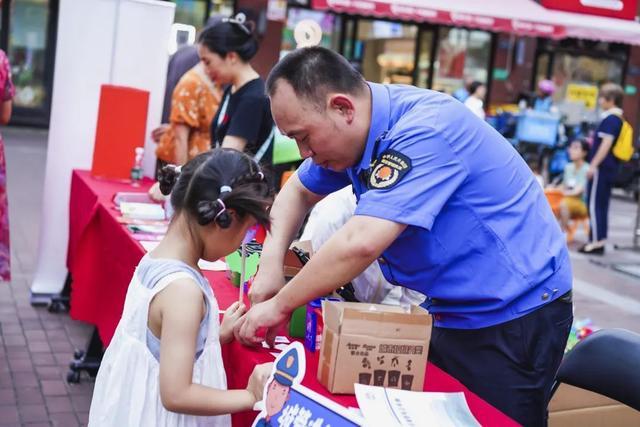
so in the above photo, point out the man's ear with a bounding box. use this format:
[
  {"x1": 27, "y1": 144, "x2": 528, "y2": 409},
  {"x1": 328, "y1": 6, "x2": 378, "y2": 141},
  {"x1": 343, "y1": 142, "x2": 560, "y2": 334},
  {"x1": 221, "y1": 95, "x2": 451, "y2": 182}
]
[{"x1": 328, "y1": 94, "x2": 356, "y2": 124}]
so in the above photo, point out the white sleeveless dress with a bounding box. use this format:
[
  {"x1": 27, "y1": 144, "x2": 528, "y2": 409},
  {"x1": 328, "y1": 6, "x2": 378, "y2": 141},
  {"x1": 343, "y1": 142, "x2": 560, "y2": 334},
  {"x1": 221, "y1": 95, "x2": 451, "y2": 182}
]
[{"x1": 88, "y1": 267, "x2": 231, "y2": 427}]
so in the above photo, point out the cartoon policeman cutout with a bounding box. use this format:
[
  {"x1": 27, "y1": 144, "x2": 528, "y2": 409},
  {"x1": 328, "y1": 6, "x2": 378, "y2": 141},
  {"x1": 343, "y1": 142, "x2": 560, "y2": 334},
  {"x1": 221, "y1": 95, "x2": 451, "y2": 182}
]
[{"x1": 254, "y1": 345, "x2": 301, "y2": 427}]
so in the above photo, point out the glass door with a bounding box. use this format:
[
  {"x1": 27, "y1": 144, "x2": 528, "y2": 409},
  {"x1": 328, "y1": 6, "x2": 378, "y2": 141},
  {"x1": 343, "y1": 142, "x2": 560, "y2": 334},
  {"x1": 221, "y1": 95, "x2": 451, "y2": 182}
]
[
  {"x1": 432, "y1": 27, "x2": 491, "y2": 95},
  {"x1": 8, "y1": 0, "x2": 51, "y2": 111},
  {"x1": 350, "y1": 19, "x2": 417, "y2": 84}
]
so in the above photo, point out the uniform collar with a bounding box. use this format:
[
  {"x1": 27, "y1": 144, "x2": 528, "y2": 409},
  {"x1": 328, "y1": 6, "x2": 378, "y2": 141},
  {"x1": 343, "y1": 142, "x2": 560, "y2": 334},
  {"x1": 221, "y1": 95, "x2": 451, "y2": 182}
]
[
  {"x1": 356, "y1": 82, "x2": 391, "y2": 174},
  {"x1": 602, "y1": 107, "x2": 623, "y2": 118}
]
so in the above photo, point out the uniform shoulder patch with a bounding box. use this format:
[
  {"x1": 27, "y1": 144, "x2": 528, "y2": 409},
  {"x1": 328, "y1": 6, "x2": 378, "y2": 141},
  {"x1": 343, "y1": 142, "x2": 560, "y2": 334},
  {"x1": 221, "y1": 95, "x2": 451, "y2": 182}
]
[{"x1": 369, "y1": 150, "x2": 412, "y2": 189}]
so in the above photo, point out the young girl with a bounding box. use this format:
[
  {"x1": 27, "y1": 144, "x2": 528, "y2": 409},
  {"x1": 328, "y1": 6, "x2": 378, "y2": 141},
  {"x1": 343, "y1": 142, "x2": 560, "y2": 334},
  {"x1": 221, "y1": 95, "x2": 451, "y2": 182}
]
[{"x1": 89, "y1": 148, "x2": 273, "y2": 426}]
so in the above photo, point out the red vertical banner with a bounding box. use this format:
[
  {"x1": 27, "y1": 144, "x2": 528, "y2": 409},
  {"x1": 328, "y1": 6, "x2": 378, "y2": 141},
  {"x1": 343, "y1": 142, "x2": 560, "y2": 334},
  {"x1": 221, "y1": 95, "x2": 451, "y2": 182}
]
[{"x1": 91, "y1": 85, "x2": 150, "y2": 181}]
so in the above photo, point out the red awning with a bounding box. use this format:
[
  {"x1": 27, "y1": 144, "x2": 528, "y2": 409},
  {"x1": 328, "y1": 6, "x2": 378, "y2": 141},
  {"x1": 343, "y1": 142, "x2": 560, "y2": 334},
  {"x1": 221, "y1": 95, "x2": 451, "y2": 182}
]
[
  {"x1": 312, "y1": 0, "x2": 640, "y2": 45},
  {"x1": 312, "y1": 0, "x2": 567, "y2": 39}
]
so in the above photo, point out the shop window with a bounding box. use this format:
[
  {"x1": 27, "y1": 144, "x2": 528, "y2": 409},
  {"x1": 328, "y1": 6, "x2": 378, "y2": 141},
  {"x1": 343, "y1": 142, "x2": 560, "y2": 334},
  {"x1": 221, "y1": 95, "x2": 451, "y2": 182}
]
[
  {"x1": 535, "y1": 53, "x2": 550, "y2": 88},
  {"x1": 352, "y1": 20, "x2": 417, "y2": 84},
  {"x1": 549, "y1": 53, "x2": 624, "y2": 109},
  {"x1": 433, "y1": 28, "x2": 491, "y2": 96},
  {"x1": 416, "y1": 30, "x2": 434, "y2": 89},
  {"x1": 168, "y1": 0, "x2": 233, "y2": 54},
  {"x1": 8, "y1": 0, "x2": 51, "y2": 110},
  {"x1": 280, "y1": 8, "x2": 340, "y2": 58},
  {"x1": 210, "y1": 0, "x2": 233, "y2": 16},
  {"x1": 173, "y1": 0, "x2": 208, "y2": 28}
]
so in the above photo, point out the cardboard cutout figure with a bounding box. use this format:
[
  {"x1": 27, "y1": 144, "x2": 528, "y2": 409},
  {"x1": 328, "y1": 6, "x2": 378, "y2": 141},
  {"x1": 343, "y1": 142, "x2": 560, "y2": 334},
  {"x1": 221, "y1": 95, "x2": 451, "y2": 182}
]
[{"x1": 252, "y1": 342, "x2": 364, "y2": 427}]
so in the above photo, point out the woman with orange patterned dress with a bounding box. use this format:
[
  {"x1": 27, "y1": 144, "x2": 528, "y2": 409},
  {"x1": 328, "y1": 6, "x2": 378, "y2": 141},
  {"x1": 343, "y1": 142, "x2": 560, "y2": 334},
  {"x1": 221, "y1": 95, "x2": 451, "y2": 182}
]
[
  {"x1": 155, "y1": 62, "x2": 221, "y2": 167},
  {"x1": 0, "y1": 50, "x2": 14, "y2": 282}
]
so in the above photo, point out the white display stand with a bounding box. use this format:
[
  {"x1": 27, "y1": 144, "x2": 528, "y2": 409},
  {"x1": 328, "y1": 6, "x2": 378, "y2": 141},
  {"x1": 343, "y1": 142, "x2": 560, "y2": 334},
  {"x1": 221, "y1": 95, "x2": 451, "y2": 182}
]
[{"x1": 30, "y1": 0, "x2": 175, "y2": 303}]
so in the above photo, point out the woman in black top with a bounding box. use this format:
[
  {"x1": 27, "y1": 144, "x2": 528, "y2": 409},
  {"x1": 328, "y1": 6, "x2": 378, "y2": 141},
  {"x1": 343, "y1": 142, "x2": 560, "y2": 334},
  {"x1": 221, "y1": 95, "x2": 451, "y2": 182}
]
[{"x1": 198, "y1": 14, "x2": 274, "y2": 165}]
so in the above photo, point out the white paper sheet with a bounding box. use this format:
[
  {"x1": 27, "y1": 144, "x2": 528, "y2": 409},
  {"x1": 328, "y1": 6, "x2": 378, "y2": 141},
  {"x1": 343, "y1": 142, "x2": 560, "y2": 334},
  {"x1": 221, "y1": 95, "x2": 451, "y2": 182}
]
[{"x1": 355, "y1": 384, "x2": 480, "y2": 427}]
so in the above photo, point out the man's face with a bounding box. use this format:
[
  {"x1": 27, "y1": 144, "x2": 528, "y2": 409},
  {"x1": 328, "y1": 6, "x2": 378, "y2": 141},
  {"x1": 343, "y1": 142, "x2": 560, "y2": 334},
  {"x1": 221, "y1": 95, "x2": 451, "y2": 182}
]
[
  {"x1": 265, "y1": 380, "x2": 289, "y2": 417},
  {"x1": 270, "y1": 80, "x2": 362, "y2": 172}
]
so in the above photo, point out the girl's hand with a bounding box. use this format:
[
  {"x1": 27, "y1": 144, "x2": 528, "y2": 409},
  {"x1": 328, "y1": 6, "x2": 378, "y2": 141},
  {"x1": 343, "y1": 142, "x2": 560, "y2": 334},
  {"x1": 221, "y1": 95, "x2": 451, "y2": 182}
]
[
  {"x1": 220, "y1": 302, "x2": 246, "y2": 344},
  {"x1": 246, "y1": 363, "x2": 273, "y2": 404},
  {"x1": 148, "y1": 182, "x2": 166, "y2": 203}
]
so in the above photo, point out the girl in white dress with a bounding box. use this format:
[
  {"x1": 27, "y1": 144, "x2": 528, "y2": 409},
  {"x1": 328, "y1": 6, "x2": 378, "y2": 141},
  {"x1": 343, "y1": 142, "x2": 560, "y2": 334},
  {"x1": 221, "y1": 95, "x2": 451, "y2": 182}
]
[{"x1": 89, "y1": 148, "x2": 273, "y2": 426}]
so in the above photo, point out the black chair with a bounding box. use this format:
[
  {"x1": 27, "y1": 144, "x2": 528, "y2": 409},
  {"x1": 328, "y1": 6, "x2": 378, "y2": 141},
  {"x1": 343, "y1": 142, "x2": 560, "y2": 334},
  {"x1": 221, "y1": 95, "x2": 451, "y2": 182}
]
[{"x1": 550, "y1": 328, "x2": 640, "y2": 411}]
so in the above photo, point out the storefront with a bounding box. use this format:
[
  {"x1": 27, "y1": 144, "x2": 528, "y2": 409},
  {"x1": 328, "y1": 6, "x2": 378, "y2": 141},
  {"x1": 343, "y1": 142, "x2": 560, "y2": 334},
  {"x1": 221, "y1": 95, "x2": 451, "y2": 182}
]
[
  {"x1": 2, "y1": 0, "x2": 235, "y2": 128},
  {"x1": 279, "y1": 1, "x2": 496, "y2": 97},
  {"x1": 270, "y1": 0, "x2": 640, "y2": 129}
]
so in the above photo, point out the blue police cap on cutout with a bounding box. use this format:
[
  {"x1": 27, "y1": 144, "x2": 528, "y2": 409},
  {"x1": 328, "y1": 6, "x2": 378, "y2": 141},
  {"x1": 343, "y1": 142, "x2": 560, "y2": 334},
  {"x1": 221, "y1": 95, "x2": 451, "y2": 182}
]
[{"x1": 273, "y1": 347, "x2": 298, "y2": 386}]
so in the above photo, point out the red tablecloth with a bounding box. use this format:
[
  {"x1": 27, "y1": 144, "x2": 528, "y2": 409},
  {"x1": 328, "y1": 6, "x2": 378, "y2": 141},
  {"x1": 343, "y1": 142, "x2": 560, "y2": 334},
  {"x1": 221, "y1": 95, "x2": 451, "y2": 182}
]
[{"x1": 67, "y1": 169, "x2": 518, "y2": 427}]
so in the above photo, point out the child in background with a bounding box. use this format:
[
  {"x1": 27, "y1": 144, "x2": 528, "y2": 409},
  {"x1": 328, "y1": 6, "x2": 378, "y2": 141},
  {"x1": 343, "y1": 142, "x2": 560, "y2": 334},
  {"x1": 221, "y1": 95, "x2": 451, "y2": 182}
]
[
  {"x1": 89, "y1": 148, "x2": 273, "y2": 427},
  {"x1": 556, "y1": 140, "x2": 590, "y2": 233}
]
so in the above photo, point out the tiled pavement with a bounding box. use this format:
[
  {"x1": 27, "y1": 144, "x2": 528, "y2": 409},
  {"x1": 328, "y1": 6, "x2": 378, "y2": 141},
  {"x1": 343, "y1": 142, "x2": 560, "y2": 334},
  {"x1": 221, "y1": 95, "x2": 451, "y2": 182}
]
[
  {"x1": 1, "y1": 127, "x2": 94, "y2": 426},
  {"x1": 1, "y1": 126, "x2": 639, "y2": 425}
]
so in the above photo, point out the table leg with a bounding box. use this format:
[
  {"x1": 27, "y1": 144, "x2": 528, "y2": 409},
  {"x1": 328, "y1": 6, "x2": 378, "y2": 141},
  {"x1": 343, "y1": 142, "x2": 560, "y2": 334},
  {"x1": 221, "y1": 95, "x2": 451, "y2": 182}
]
[
  {"x1": 67, "y1": 327, "x2": 103, "y2": 384},
  {"x1": 47, "y1": 272, "x2": 72, "y2": 313}
]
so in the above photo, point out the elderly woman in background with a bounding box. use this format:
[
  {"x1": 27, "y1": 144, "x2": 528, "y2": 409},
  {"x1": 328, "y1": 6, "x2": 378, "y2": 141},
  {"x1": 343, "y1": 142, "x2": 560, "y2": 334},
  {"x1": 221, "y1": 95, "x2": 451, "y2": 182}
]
[{"x1": 0, "y1": 50, "x2": 14, "y2": 282}]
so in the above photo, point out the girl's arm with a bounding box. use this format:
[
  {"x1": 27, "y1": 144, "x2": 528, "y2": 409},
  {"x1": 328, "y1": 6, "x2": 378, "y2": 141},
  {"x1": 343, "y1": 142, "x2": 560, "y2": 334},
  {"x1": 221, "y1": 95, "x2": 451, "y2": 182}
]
[{"x1": 155, "y1": 279, "x2": 259, "y2": 415}]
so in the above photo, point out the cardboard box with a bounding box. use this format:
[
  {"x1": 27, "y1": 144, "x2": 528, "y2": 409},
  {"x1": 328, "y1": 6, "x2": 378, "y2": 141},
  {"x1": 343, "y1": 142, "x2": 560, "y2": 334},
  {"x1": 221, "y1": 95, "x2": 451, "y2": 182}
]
[
  {"x1": 318, "y1": 300, "x2": 432, "y2": 395},
  {"x1": 549, "y1": 384, "x2": 640, "y2": 427}
]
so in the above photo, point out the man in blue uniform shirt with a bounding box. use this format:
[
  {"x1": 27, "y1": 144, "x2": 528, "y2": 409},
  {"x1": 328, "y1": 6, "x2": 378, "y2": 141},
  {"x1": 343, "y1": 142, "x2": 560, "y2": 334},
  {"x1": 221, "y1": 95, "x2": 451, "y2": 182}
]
[{"x1": 235, "y1": 47, "x2": 573, "y2": 425}]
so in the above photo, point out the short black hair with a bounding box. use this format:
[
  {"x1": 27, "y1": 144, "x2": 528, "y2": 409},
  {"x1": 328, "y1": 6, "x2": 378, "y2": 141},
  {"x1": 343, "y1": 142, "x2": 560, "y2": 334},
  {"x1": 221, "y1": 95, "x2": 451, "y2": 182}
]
[
  {"x1": 468, "y1": 81, "x2": 484, "y2": 96},
  {"x1": 159, "y1": 148, "x2": 272, "y2": 229},
  {"x1": 198, "y1": 19, "x2": 258, "y2": 62},
  {"x1": 571, "y1": 138, "x2": 590, "y2": 155},
  {"x1": 266, "y1": 47, "x2": 368, "y2": 107}
]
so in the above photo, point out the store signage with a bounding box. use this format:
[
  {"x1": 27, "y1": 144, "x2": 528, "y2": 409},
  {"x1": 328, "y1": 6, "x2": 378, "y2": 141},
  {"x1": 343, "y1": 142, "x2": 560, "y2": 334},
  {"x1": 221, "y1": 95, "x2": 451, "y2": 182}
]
[
  {"x1": 566, "y1": 83, "x2": 599, "y2": 110},
  {"x1": 312, "y1": 0, "x2": 566, "y2": 39},
  {"x1": 541, "y1": 0, "x2": 637, "y2": 20},
  {"x1": 625, "y1": 84, "x2": 637, "y2": 95},
  {"x1": 493, "y1": 68, "x2": 510, "y2": 81}
]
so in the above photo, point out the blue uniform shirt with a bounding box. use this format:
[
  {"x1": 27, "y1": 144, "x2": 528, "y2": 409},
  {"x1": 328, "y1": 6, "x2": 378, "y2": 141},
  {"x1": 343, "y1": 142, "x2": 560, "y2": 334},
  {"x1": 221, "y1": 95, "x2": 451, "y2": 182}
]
[{"x1": 297, "y1": 83, "x2": 572, "y2": 329}]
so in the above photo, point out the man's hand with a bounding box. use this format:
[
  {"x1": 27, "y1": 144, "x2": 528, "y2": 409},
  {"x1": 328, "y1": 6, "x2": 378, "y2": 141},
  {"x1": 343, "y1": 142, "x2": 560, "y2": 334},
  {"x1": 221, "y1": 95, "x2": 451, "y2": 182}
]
[
  {"x1": 248, "y1": 268, "x2": 286, "y2": 305},
  {"x1": 151, "y1": 124, "x2": 169, "y2": 142},
  {"x1": 234, "y1": 297, "x2": 289, "y2": 347}
]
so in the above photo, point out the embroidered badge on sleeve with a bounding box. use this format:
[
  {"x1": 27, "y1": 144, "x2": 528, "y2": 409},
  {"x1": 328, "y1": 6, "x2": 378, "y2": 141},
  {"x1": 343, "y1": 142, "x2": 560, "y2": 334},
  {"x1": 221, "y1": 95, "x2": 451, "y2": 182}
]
[{"x1": 369, "y1": 150, "x2": 412, "y2": 189}]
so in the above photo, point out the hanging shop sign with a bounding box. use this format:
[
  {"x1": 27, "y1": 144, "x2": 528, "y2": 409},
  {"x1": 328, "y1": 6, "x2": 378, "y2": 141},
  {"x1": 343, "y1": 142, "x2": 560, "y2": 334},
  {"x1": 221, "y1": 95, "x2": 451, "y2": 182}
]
[
  {"x1": 566, "y1": 83, "x2": 599, "y2": 110},
  {"x1": 541, "y1": 0, "x2": 638, "y2": 21}
]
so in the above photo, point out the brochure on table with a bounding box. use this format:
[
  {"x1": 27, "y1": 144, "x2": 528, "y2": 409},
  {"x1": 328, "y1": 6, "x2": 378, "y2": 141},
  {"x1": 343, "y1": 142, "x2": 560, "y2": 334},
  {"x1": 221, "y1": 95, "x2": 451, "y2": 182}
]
[{"x1": 354, "y1": 384, "x2": 480, "y2": 427}]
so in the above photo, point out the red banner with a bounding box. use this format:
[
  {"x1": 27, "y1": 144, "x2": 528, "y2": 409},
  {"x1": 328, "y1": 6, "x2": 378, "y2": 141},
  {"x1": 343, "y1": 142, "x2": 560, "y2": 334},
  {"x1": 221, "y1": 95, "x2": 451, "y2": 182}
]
[
  {"x1": 541, "y1": 0, "x2": 637, "y2": 21},
  {"x1": 312, "y1": 0, "x2": 566, "y2": 38}
]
